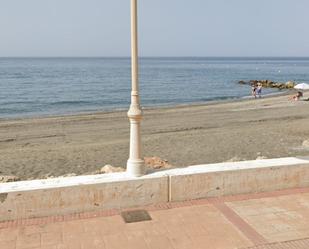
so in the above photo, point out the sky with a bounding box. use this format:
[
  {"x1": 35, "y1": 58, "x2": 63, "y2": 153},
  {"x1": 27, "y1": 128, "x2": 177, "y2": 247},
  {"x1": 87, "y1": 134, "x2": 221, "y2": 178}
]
[{"x1": 0, "y1": 0, "x2": 309, "y2": 57}]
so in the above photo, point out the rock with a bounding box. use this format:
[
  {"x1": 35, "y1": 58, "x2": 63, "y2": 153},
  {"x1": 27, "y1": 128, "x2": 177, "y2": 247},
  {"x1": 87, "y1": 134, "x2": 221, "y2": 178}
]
[
  {"x1": 225, "y1": 156, "x2": 244, "y2": 162},
  {"x1": 100, "y1": 165, "x2": 125, "y2": 174},
  {"x1": 256, "y1": 156, "x2": 268, "y2": 160},
  {"x1": 42, "y1": 173, "x2": 55, "y2": 179},
  {"x1": 264, "y1": 80, "x2": 273, "y2": 87},
  {"x1": 0, "y1": 175, "x2": 20, "y2": 183},
  {"x1": 302, "y1": 140, "x2": 309, "y2": 148},
  {"x1": 285, "y1": 81, "x2": 295, "y2": 89},
  {"x1": 144, "y1": 157, "x2": 172, "y2": 169},
  {"x1": 271, "y1": 82, "x2": 281, "y2": 88},
  {"x1": 250, "y1": 80, "x2": 258, "y2": 84},
  {"x1": 238, "y1": 79, "x2": 295, "y2": 89}
]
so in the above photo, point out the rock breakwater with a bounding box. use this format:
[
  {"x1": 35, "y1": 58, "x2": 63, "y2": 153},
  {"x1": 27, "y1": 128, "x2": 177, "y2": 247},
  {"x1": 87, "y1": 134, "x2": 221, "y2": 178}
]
[{"x1": 239, "y1": 80, "x2": 295, "y2": 89}]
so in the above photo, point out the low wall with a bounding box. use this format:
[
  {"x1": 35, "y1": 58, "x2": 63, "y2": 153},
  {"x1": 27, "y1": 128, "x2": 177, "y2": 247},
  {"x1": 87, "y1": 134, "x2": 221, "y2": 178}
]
[
  {"x1": 167, "y1": 158, "x2": 309, "y2": 201},
  {"x1": 0, "y1": 173, "x2": 169, "y2": 221},
  {"x1": 0, "y1": 157, "x2": 309, "y2": 221}
]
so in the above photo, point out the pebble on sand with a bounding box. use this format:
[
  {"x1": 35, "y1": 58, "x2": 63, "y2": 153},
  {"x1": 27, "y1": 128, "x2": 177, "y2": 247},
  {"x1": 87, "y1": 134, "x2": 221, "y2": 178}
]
[
  {"x1": 0, "y1": 175, "x2": 20, "y2": 183},
  {"x1": 144, "y1": 157, "x2": 173, "y2": 169},
  {"x1": 226, "y1": 156, "x2": 245, "y2": 162},
  {"x1": 100, "y1": 165, "x2": 125, "y2": 174},
  {"x1": 303, "y1": 140, "x2": 309, "y2": 148}
]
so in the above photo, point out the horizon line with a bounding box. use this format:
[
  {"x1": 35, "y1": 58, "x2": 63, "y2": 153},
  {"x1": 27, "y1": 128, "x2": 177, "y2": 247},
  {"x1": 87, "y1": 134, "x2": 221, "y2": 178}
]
[{"x1": 1, "y1": 56, "x2": 309, "y2": 59}]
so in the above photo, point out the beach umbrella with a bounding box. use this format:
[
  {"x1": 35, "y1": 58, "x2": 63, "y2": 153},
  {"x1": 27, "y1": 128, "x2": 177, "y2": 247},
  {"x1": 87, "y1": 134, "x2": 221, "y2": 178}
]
[{"x1": 294, "y1": 83, "x2": 309, "y2": 90}]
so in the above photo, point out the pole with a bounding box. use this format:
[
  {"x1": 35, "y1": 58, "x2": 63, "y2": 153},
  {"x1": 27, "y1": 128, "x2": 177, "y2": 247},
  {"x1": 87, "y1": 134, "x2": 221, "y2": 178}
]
[{"x1": 127, "y1": 0, "x2": 145, "y2": 177}]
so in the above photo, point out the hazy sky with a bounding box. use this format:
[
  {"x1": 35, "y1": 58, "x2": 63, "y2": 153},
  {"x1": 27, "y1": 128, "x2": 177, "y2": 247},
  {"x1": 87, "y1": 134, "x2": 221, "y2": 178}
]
[{"x1": 1, "y1": 0, "x2": 309, "y2": 57}]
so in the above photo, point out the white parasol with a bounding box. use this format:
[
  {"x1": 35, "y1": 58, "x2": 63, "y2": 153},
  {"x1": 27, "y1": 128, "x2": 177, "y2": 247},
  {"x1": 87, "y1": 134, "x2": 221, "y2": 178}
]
[{"x1": 294, "y1": 83, "x2": 309, "y2": 90}]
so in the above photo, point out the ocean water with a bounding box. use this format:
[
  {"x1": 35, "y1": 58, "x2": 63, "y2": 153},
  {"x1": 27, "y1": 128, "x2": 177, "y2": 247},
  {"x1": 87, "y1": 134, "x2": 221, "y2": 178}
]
[{"x1": 0, "y1": 57, "x2": 309, "y2": 119}]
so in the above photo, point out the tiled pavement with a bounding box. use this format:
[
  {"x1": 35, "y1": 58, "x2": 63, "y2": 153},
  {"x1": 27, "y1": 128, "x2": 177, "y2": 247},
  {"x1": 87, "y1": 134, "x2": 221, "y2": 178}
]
[{"x1": 1, "y1": 187, "x2": 309, "y2": 249}]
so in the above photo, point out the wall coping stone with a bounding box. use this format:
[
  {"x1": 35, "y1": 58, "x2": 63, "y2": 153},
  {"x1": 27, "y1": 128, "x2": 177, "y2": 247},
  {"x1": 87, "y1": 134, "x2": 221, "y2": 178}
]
[{"x1": 1, "y1": 156, "x2": 309, "y2": 194}]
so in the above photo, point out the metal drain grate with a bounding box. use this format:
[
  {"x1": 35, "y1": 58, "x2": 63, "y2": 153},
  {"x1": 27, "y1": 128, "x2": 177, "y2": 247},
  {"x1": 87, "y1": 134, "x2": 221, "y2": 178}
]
[{"x1": 121, "y1": 210, "x2": 152, "y2": 223}]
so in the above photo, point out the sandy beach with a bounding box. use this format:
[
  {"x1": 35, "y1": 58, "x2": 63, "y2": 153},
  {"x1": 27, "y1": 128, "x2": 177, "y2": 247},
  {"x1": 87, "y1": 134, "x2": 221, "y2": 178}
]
[{"x1": 0, "y1": 94, "x2": 309, "y2": 180}]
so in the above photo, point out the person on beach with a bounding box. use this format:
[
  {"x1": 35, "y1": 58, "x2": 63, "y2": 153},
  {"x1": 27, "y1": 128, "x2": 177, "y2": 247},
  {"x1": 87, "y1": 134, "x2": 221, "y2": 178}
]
[
  {"x1": 257, "y1": 82, "x2": 262, "y2": 98},
  {"x1": 289, "y1": 91, "x2": 303, "y2": 101},
  {"x1": 251, "y1": 83, "x2": 257, "y2": 98}
]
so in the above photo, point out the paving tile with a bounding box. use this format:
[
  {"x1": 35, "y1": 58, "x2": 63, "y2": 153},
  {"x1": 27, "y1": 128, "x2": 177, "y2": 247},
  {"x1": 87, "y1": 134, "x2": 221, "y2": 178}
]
[
  {"x1": 297, "y1": 228, "x2": 309, "y2": 238},
  {"x1": 245, "y1": 237, "x2": 309, "y2": 249},
  {"x1": 122, "y1": 219, "x2": 152, "y2": 232},
  {"x1": 63, "y1": 238, "x2": 81, "y2": 249},
  {"x1": 103, "y1": 233, "x2": 128, "y2": 249},
  {"x1": 41, "y1": 231, "x2": 63, "y2": 246},
  {"x1": 264, "y1": 230, "x2": 304, "y2": 243},
  {"x1": 144, "y1": 235, "x2": 174, "y2": 249},
  {"x1": 39, "y1": 246, "x2": 60, "y2": 249},
  {"x1": 166, "y1": 226, "x2": 190, "y2": 239},
  {"x1": 183, "y1": 223, "x2": 209, "y2": 237},
  {"x1": 82, "y1": 218, "x2": 105, "y2": 235},
  {"x1": 39, "y1": 224, "x2": 62, "y2": 234},
  {"x1": 150, "y1": 209, "x2": 185, "y2": 226},
  {"x1": 126, "y1": 232, "x2": 150, "y2": 249},
  {"x1": 227, "y1": 192, "x2": 309, "y2": 243},
  {"x1": 16, "y1": 233, "x2": 41, "y2": 249},
  {"x1": 66, "y1": 242, "x2": 81, "y2": 249},
  {"x1": 0, "y1": 240, "x2": 16, "y2": 249},
  {"x1": 191, "y1": 235, "x2": 239, "y2": 249},
  {"x1": 168, "y1": 232, "x2": 193, "y2": 249},
  {"x1": 18, "y1": 226, "x2": 43, "y2": 236},
  {"x1": 62, "y1": 221, "x2": 84, "y2": 236},
  {"x1": 0, "y1": 228, "x2": 18, "y2": 242},
  {"x1": 62, "y1": 220, "x2": 85, "y2": 246},
  {"x1": 55, "y1": 244, "x2": 68, "y2": 249},
  {"x1": 92, "y1": 216, "x2": 125, "y2": 236},
  {"x1": 143, "y1": 222, "x2": 169, "y2": 237},
  {"x1": 79, "y1": 234, "x2": 106, "y2": 249}
]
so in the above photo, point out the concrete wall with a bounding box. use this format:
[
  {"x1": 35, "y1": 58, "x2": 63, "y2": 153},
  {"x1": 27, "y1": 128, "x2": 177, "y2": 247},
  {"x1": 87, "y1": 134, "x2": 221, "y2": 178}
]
[
  {"x1": 169, "y1": 163, "x2": 309, "y2": 202},
  {"x1": 0, "y1": 173, "x2": 169, "y2": 221},
  {"x1": 0, "y1": 157, "x2": 309, "y2": 221}
]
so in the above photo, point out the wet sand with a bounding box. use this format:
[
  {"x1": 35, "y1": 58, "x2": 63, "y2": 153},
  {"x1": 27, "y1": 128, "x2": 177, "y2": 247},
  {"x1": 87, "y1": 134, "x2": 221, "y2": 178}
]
[{"x1": 0, "y1": 94, "x2": 309, "y2": 180}]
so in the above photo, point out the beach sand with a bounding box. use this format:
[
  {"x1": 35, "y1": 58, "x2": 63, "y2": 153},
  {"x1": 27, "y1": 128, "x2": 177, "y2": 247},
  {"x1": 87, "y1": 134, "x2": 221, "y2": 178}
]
[{"x1": 0, "y1": 94, "x2": 309, "y2": 180}]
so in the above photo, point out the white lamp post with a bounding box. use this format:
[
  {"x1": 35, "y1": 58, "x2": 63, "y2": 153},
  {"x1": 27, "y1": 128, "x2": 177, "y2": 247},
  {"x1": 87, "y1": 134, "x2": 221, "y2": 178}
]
[{"x1": 126, "y1": 0, "x2": 145, "y2": 177}]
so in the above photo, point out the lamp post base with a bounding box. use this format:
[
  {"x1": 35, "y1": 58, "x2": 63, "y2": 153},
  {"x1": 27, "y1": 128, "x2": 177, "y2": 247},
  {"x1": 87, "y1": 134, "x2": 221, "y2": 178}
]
[{"x1": 127, "y1": 158, "x2": 145, "y2": 177}]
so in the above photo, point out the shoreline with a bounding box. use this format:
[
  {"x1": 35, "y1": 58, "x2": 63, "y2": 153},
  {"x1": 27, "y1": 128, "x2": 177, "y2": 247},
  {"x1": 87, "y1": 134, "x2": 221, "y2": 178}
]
[{"x1": 0, "y1": 89, "x2": 291, "y2": 122}]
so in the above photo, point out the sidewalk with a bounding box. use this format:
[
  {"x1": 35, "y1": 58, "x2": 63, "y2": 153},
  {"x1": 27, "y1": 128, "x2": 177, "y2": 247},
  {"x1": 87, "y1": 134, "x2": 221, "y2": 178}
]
[{"x1": 1, "y1": 187, "x2": 309, "y2": 249}]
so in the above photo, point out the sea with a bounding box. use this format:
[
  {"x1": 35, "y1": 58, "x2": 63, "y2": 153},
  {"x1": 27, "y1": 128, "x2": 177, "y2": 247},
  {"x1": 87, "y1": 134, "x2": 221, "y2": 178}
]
[{"x1": 0, "y1": 57, "x2": 309, "y2": 119}]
